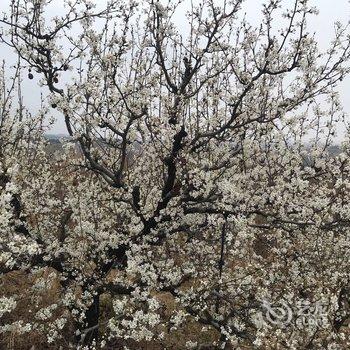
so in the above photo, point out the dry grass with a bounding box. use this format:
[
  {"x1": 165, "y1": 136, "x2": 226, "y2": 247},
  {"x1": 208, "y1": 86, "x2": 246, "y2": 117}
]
[
  {"x1": 0, "y1": 270, "x2": 223, "y2": 350},
  {"x1": 0, "y1": 269, "x2": 75, "y2": 350}
]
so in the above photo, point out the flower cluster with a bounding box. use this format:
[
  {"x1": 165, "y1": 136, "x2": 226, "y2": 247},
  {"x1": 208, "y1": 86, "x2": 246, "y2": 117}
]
[{"x1": 0, "y1": 0, "x2": 350, "y2": 349}]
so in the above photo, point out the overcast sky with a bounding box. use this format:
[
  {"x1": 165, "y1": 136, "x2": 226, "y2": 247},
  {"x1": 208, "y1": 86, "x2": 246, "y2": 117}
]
[{"x1": 1, "y1": 0, "x2": 350, "y2": 135}]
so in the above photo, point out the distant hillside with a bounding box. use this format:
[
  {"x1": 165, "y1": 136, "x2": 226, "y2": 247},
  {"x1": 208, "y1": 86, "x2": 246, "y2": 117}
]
[{"x1": 44, "y1": 135, "x2": 343, "y2": 160}]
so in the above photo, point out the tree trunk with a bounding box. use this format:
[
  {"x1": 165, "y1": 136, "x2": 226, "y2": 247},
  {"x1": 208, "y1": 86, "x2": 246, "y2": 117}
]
[{"x1": 81, "y1": 294, "x2": 100, "y2": 347}]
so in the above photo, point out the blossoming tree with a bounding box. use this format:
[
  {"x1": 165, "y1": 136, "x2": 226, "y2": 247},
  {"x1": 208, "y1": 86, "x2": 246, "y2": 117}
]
[{"x1": 1, "y1": 0, "x2": 350, "y2": 348}]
